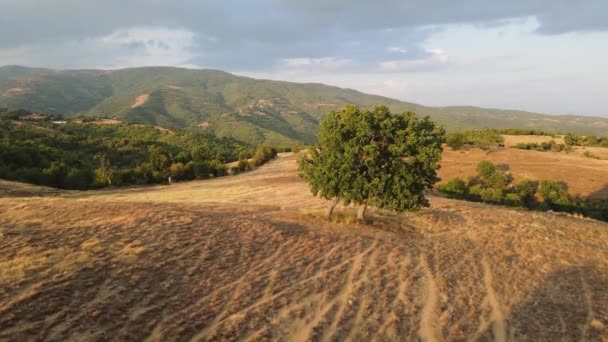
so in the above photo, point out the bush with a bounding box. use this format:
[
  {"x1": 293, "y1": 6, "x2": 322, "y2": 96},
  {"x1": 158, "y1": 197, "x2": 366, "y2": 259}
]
[
  {"x1": 512, "y1": 179, "x2": 537, "y2": 207},
  {"x1": 237, "y1": 158, "x2": 250, "y2": 171},
  {"x1": 446, "y1": 133, "x2": 466, "y2": 150},
  {"x1": 249, "y1": 144, "x2": 278, "y2": 168},
  {"x1": 209, "y1": 160, "x2": 227, "y2": 177},
  {"x1": 437, "y1": 177, "x2": 468, "y2": 198},
  {"x1": 468, "y1": 184, "x2": 483, "y2": 199},
  {"x1": 191, "y1": 161, "x2": 211, "y2": 178},
  {"x1": 479, "y1": 187, "x2": 504, "y2": 203},
  {"x1": 538, "y1": 180, "x2": 571, "y2": 208},
  {"x1": 464, "y1": 130, "x2": 504, "y2": 150},
  {"x1": 476, "y1": 160, "x2": 497, "y2": 180},
  {"x1": 504, "y1": 193, "x2": 524, "y2": 207},
  {"x1": 169, "y1": 162, "x2": 188, "y2": 181},
  {"x1": 583, "y1": 150, "x2": 600, "y2": 159}
]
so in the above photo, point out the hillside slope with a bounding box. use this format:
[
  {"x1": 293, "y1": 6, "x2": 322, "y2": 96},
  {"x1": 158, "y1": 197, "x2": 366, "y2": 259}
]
[
  {"x1": 1, "y1": 65, "x2": 607, "y2": 145},
  {"x1": 1, "y1": 153, "x2": 607, "y2": 340}
]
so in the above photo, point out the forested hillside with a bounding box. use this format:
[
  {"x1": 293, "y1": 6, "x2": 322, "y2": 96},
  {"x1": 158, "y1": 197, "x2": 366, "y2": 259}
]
[
  {"x1": 1, "y1": 65, "x2": 607, "y2": 145},
  {"x1": 0, "y1": 108, "x2": 252, "y2": 189}
]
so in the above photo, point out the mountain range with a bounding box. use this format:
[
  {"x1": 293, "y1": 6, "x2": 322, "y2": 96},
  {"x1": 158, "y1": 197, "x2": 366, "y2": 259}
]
[{"x1": 1, "y1": 65, "x2": 606, "y2": 145}]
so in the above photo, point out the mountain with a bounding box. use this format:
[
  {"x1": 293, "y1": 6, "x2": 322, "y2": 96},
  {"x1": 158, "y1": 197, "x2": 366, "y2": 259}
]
[{"x1": 1, "y1": 65, "x2": 607, "y2": 145}]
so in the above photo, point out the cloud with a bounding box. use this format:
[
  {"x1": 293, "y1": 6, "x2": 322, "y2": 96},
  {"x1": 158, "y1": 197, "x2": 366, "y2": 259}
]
[
  {"x1": 281, "y1": 57, "x2": 354, "y2": 74},
  {"x1": 0, "y1": 0, "x2": 606, "y2": 71},
  {"x1": 0, "y1": 27, "x2": 199, "y2": 69},
  {"x1": 0, "y1": 0, "x2": 607, "y2": 116},
  {"x1": 378, "y1": 49, "x2": 449, "y2": 72},
  {"x1": 387, "y1": 47, "x2": 408, "y2": 54}
]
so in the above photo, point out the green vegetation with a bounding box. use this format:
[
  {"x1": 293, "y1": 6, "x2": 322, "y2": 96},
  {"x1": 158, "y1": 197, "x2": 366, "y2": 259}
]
[
  {"x1": 565, "y1": 133, "x2": 608, "y2": 147},
  {"x1": 583, "y1": 150, "x2": 601, "y2": 159},
  {"x1": 513, "y1": 141, "x2": 566, "y2": 152},
  {"x1": 0, "y1": 109, "x2": 253, "y2": 189},
  {"x1": 445, "y1": 129, "x2": 504, "y2": 150},
  {"x1": 298, "y1": 105, "x2": 445, "y2": 221},
  {"x1": 437, "y1": 160, "x2": 608, "y2": 222},
  {"x1": 2, "y1": 65, "x2": 608, "y2": 147},
  {"x1": 490, "y1": 128, "x2": 559, "y2": 136}
]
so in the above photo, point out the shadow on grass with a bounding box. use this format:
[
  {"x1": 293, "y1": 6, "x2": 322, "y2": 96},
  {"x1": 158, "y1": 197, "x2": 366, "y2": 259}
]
[{"x1": 485, "y1": 264, "x2": 608, "y2": 340}]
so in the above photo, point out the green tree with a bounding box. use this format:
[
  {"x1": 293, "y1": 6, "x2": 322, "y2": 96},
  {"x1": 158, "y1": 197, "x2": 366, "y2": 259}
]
[
  {"x1": 149, "y1": 146, "x2": 171, "y2": 172},
  {"x1": 298, "y1": 105, "x2": 445, "y2": 221}
]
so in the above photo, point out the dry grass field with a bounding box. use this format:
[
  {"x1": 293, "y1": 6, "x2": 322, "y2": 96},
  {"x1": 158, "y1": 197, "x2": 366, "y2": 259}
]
[
  {"x1": 441, "y1": 147, "x2": 608, "y2": 199},
  {"x1": 1, "y1": 153, "x2": 608, "y2": 341},
  {"x1": 500, "y1": 134, "x2": 564, "y2": 148}
]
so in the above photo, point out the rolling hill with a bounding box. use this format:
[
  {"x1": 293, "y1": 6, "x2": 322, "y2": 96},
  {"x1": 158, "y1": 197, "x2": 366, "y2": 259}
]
[
  {"x1": 1, "y1": 65, "x2": 607, "y2": 145},
  {"x1": 2, "y1": 153, "x2": 608, "y2": 340}
]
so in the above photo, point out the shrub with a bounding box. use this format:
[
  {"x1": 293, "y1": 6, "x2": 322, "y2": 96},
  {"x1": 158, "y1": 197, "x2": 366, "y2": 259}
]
[
  {"x1": 191, "y1": 161, "x2": 211, "y2": 178},
  {"x1": 564, "y1": 133, "x2": 578, "y2": 146},
  {"x1": 512, "y1": 179, "x2": 537, "y2": 207},
  {"x1": 479, "y1": 187, "x2": 504, "y2": 203},
  {"x1": 465, "y1": 130, "x2": 504, "y2": 150},
  {"x1": 583, "y1": 150, "x2": 600, "y2": 159},
  {"x1": 209, "y1": 160, "x2": 227, "y2": 177},
  {"x1": 250, "y1": 144, "x2": 278, "y2": 168},
  {"x1": 237, "y1": 158, "x2": 250, "y2": 171},
  {"x1": 476, "y1": 160, "x2": 497, "y2": 180},
  {"x1": 468, "y1": 184, "x2": 483, "y2": 199},
  {"x1": 169, "y1": 162, "x2": 187, "y2": 181},
  {"x1": 504, "y1": 193, "x2": 524, "y2": 207},
  {"x1": 446, "y1": 132, "x2": 466, "y2": 150},
  {"x1": 538, "y1": 180, "x2": 571, "y2": 208},
  {"x1": 437, "y1": 177, "x2": 468, "y2": 198}
]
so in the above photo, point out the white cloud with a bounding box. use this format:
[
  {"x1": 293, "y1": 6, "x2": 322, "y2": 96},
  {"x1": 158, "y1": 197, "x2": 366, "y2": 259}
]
[
  {"x1": 378, "y1": 48, "x2": 449, "y2": 72},
  {"x1": 0, "y1": 27, "x2": 200, "y2": 69},
  {"x1": 280, "y1": 57, "x2": 353, "y2": 74},
  {"x1": 94, "y1": 27, "x2": 198, "y2": 69},
  {"x1": 387, "y1": 46, "x2": 407, "y2": 54}
]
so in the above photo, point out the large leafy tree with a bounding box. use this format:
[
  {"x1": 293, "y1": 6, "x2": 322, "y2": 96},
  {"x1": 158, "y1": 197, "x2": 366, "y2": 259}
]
[{"x1": 298, "y1": 105, "x2": 445, "y2": 221}]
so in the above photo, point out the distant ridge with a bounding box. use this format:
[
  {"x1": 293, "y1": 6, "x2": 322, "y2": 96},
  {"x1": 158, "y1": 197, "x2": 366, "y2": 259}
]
[{"x1": 1, "y1": 65, "x2": 606, "y2": 145}]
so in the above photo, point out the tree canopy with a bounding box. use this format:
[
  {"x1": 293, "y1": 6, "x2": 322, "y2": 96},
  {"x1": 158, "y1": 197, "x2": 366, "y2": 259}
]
[{"x1": 298, "y1": 105, "x2": 445, "y2": 221}]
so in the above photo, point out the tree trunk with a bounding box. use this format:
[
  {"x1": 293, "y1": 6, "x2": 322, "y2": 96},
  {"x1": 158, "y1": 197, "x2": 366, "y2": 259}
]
[
  {"x1": 357, "y1": 203, "x2": 367, "y2": 222},
  {"x1": 326, "y1": 199, "x2": 338, "y2": 220}
]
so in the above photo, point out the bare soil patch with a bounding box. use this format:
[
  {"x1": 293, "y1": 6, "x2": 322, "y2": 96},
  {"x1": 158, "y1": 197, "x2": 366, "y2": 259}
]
[
  {"x1": 93, "y1": 118, "x2": 123, "y2": 125},
  {"x1": 1, "y1": 87, "x2": 24, "y2": 96},
  {"x1": 131, "y1": 93, "x2": 150, "y2": 108}
]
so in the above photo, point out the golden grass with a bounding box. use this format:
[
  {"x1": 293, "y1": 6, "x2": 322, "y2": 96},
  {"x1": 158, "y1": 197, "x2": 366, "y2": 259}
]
[
  {"x1": 1, "y1": 152, "x2": 608, "y2": 340},
  {"x1": 501, "y1": 134, "x2": 565, "y2": 147},
  {"x1": 440, "y1": 146, "x2": 608, "y2": 198}
]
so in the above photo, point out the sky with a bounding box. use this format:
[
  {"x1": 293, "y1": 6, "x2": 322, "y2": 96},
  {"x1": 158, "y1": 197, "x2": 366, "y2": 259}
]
[{"x1": 0, "y1": 0, "x2": 607, "y2": 116}]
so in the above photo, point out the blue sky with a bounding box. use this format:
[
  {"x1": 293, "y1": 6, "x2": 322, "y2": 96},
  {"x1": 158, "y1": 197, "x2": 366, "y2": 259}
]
[{"x1": 0, "y1": 0, "x2": 606, "y2": 116}]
